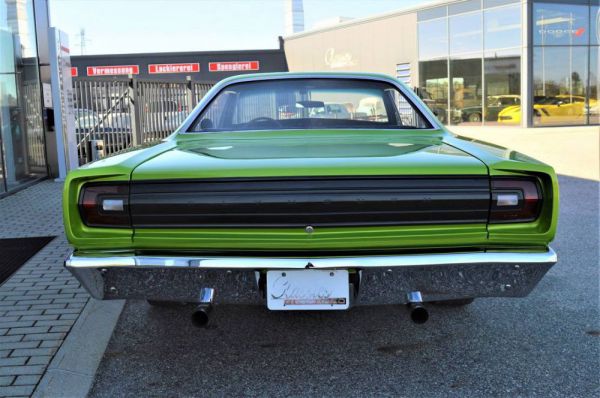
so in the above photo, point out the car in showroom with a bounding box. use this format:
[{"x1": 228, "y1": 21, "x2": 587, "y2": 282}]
[
  {"x1": 414, "y1": 86, "x2": 461, "y2": 124},
  {"x1": 461, "y1": 95, "x2": 520, "y2": 123},
  {"x1": 498, "y1": 95, "x2": 597, "y2": 124},
  {"x1": 63, "y1": 73, "x2": 558, "y2": 325}
]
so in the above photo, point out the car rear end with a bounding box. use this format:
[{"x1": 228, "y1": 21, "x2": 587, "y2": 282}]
[
  {"x1": 63, "y1": 73, "x2": 558, "y2": 321},
  {"x1": 64, "y1": 138, "x2": 558, "y2": 312}
]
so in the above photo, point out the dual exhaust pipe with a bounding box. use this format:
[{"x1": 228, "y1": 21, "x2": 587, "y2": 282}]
[
  {"x1": 406, "y1": 291, "x2": 429, "y2": 324},
  {"x1": 190, "y1": 288, "x2": 429, "y2": 327},
  {"x1": 191, "y1": 288, "x2": 215, "y2": 327}
]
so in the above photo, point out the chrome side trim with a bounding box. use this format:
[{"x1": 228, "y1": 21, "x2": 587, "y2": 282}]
[{"x1": 66, "y1": 248, "x2": 557, "y2": 270}]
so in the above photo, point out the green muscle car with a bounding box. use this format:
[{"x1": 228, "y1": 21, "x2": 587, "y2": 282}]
[{"x1": 64, "y1": 73, "x2": 558, "y2": 325}]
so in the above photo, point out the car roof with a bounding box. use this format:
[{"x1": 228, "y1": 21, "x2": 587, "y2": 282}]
[{"x1": 217, "y1": 71, "x2": 404, "y2": 86}]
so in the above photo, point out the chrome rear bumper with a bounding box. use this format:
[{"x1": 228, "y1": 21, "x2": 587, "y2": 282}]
[{"x1": 65, "y1": 249, "x2": 557, "y2": 305}]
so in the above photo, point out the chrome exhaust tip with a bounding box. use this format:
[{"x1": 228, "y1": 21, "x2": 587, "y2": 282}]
[
  {"x1": 191, "y1": 305, "x2": 213, "y2": 327},
  {"x1": 406, "y1": 291, "x2": 429, "y2": 324},
  {"x1": 408, "y1": 304, "x2": 429, "y2": 324},
  {"x1": 191, "y1": 288, "x2": 215, "y2": 328}
]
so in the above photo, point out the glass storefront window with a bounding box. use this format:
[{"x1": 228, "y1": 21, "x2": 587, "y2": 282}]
[
  {"x1": 483, "y1": 0, "x2": 519, "y2": 8},
  {"x1": 0, "y1": 0, "x2": 46, "y2": 193},
  {"x1": 533, "y1": 2, "x2": 589, "y2": 46},
  {"x1": 416, "y1": 3, "x2": 524, "y2": 127},
  {"x1": 484, "y1": 4, "x2": 521, "y2": 50},
  {"x1": 533, "y1": 46, "x2": 588, "y2": 126},
  {"x1": 449, "y1": 11, "x2": 483, "y2": 55},
  {"x1": 417, "y1": 6, "x2": 446, "y2": 21},
  {"x1": 418, "y1": 60, "x2": 449, "y2": 123},
  {"x1": 448, "y1": 0, "x2": 480, "y2": 15},
  {"x1": 589, "y1": 46, "x2": 599, "y2": 125},
  {"x1": 418, "y1": 18, "x2": 448, "y2": 60},
  {"x1": 591, "y1": 5, "x2": 599, "y2": 45},
  {"x1": 485, "y1": 49, "x2": 521, "y2": 125},
  {"x1": 415, "y1": 1, "x2": 595, "y2": 128},
  {"x1": 450, "y1": 55, "x2": 483, "y2": 125}
]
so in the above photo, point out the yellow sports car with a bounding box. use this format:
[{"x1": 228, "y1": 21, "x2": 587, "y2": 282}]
[{"x1": 498, "y1": 95, "x2": 596, "y2": 124}]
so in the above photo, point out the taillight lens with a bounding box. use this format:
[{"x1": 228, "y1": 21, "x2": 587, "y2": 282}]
[
  {"x1": 79, "y1": 183, "x2": 130, "y2": 228},
  {"x1": 490, "y1": 178, "x2": 542, "y2": 223}
]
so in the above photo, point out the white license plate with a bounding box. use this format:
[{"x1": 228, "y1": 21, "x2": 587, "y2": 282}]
[{"x1": 266, "y1": 270, "x2": 349, "y2": 310}]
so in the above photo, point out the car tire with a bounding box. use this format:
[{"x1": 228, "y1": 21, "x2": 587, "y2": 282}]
[
  {"x1": 430, "y1": 298, "x2": 475, "y2": 306},
  {"x1": 468, "y1": 113, "x2": 482, "y2": 123}
]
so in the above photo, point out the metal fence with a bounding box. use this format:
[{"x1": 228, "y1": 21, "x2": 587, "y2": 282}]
[{"x1": 72, "y1": 77, "x2": 214, "y2": 164}]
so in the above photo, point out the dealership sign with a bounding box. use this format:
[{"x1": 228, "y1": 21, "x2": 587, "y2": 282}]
[
  {"x1": 86, "y1": 65, "x2": 140, "y2": 76},
  {"x1": 324, "y1": 48, "x2": 356, "y2": 69},
  {"x1": 208, "y1": 61, "x2": 259, "y2": 72},
  {"x1": 148, "y1": 63, "x2": 200, "y2": 74},
  {"x1": 537, "y1": 27, "x2": 585, "y2": 38}
]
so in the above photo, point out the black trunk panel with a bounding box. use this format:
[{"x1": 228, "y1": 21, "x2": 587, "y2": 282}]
[{"x1": 130, "y1": 176, "x2": 490, "y2": 228}]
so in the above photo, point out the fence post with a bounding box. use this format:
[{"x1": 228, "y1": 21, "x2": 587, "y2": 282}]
[
  {"x1": 128, "y1": 74, "x2": 143, "y2": 146},
  {"x1": 186, "y1": 75, "x2": 195, "y2": 109}
]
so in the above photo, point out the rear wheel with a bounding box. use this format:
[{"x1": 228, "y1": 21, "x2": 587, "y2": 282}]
[
  {"x1": 468, "y1": 113, "x2": 482, "y2": 123},
  {"x1": 430, "y1": 298, "x2": 475, "y2": 306}
]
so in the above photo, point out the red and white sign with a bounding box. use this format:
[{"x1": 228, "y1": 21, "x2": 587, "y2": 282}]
[
  {"x1": 71, "y1": 67, "x2": 78, "y2": 77},
  {"x1": 86, "y1": 65, "x2": 140, "y2": 76},
  {"x1": 148, "y1": 63, "x2": 200, "y2": 74},
  {"x1": 208, "y1": 61, "x2": 260, "y2": 72}
]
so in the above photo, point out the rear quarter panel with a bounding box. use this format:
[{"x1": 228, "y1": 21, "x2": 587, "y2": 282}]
[
  {"x1": 445, "y1": 134, "x2": 559, "y2": 248},
  {"x1": 63, "y1": 141, "x2": 175, "y2": 250}
]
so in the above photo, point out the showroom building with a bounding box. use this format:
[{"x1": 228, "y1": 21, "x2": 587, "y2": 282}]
[
  {"x1": 284, "y1": 0, "x2": 599, "y2": 127},
  {"x1": 0, "y1": 0, "x2": 51, "y2": 196}
]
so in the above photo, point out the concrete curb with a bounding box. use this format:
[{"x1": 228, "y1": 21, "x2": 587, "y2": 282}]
[{"x1": 32, "y1": 299, "x2": 125, "y2": 398}]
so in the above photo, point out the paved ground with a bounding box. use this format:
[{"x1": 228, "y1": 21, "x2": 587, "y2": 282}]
[
  {"x1": 0, "y1": 181, "x2": 90, "y2": 397},
  {"x1": 89, "y1": 175, "x2": 599, "y2": 398},
  {"x1": 449, "y1": 125, "x2": 599, "y2": 181}
]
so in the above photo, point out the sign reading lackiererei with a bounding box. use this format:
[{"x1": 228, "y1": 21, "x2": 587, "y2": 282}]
[{"x1": 148, "y1": 63, "x2": 200, "y2": 74}]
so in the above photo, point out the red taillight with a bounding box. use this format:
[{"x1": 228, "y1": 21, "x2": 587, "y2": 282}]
[
  {"x1": 79, "y1": 183, "x2": 130, "y2": 228},
  {"x1": 490, "y1": 178, "x2": 541, "y2": 223}
]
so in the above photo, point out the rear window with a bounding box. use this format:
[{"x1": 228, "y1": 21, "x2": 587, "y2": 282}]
[{"x1": 189, "y1": 79, "x2": 431, "y2": 132}]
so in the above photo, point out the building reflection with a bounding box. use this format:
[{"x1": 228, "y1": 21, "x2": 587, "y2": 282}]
[{"x1": 0, "y1": 0, "x2": 47, "y2": 194}]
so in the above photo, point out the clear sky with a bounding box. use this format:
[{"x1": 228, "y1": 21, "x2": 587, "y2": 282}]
[{"x1": 49, "y1": 0, "x2": 433, "y2": 55}]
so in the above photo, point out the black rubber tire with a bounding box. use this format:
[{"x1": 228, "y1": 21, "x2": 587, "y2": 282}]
[
  {"x1": 468, "y1": 113, "x2": 482, "y2": 123},
  {"x1": 430, "y1": 298, "x2": 475, "y2": 306}
]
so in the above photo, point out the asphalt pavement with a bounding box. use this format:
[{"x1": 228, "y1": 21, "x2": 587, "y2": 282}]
[{"x1": 88, "y1": 175, "x2": 599, "y2": 397}]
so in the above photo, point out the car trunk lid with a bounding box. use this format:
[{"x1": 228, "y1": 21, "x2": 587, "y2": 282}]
[
  {"x1": 131, "y1": 130, "x2": 488, "y2": 179},
  {"x1": 130, "y1": 130, "x2": 491, "y2": 251}
]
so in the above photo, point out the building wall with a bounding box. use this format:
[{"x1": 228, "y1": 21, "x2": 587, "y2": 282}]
[
  {"x1": 70, "y1": 48, "x2": 288, "y2": 82},
  {"x1": 0, "y1": 0, "x2": 48, "y2": 196},
  {"x1": 284, "y1": 0, "x2": 599, "y2": 128},
  {"x1": 284, "y1": 12, "x2": 418, "y2": 86}
]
